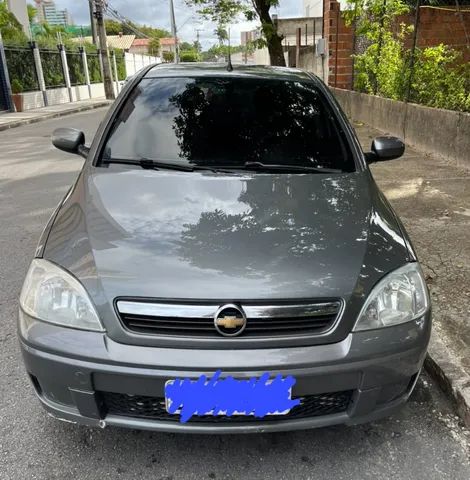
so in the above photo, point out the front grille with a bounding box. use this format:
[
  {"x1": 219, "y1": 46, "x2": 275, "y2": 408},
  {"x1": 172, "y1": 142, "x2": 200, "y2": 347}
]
[
  {"x1": 100, "y1": 390, "x2": 352, "y2": 423},
  {"x1": 116, "y1": 300, "x2": 342, "y2": 338}
]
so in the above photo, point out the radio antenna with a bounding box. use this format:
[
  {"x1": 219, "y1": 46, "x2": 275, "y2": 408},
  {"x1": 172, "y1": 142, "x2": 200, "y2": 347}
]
[{"x1": 227, "y1": 27, "x2": 233, "y2": 72}]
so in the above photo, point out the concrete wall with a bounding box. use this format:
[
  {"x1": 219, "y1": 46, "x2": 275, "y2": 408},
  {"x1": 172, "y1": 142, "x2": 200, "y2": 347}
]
[
  {"x1": 6, "y1": 0, "x2": 29, "y2": 33},
  {"x1": 21, "y1": 91, "x2": 45, "y2": 111},
  {"x1": 332, "y1": 88, "x2": 470, "y2": 168},
  {"x1": 18, "y1": 83, "x2": 106, "y2": 111},
  {"x1": 124, "y1": 52, "x2": 160, "y2": 77}
]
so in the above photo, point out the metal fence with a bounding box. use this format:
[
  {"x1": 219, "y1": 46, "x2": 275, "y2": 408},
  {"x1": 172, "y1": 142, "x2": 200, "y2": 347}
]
[
  {"x1": 349, "y1": 4, "x2": 470, "y2": 111},
  {"x1": 66, "y1": 51, "x2": 85, "y2": 86},
  {"x1": 86, "y1": 53, "x2": 102, "y2": 84},
  {"x1": 3, "y1": 46, "x2": 39, "y2": 93},
  {"x1": 39, "y1": 50, "x2": 65, "y2": 89}
]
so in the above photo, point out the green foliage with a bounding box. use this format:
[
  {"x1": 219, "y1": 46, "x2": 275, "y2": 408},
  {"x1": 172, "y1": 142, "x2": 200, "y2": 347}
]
[
  {"x1": 114, "y1": 51, "x2": 126, "y2": 80},
  {"x1": 179, "y1": 50, "x2": 200, "y2": 62},
  {"x1": 193, "y1": 40, "x2": 202, "y2": 53},
  {"x1": 148, "y1": 37, "x2": 160, "y2": 55},
  {"x1": 4, "y1": 46, "x2": 38, "y2": 92},
  {"x1": 186, "y1": 0, "x2": 285, "y2": 65},
  {"x1": 0, "y1": 2, "x2": 28, "y2": 44},
  {"x1": 179, "y1": 41, "x2": 193, "y2": 51},
  {"x1": 87, "y1": 53, "x2": 102, "y2": 83},
  {"x1": 139, "y1": 25, "x2": 171, "y2": 39},
  {"x1": 179, "y1": 41, "x2": 201, "y2": 62},
  {"x1": 40, "y1": 50, "x2": 65, "y2": 88},
  {"x1": 410, "y1": 45, "x2": 470, "y2": 112},
  {"x1": 214, "y1": 25, "x2": 228, "y2": 44},
  {"x1": 66, "y1": 51, "x2": 85, "y2": 86},
  {"x1": 10, "y1": 78, "x2": 23, "y2": 94},
  {"x1": 162, "y1": 51, "x2": 175, "y2": 62},
  {"x1": 27, "y1": 3, "x2": 37, "y2": 23},
  {"x1": 346, "y1": 0, "x2": 470, "y2": 112},
  {"x1": 104, "y1": 19, "x2": 170, "y2": 39},
  {"x1": 201, "y1": 43, "x2": 244, "y2": 61},
  {"x1": 104, "y1": 19, "x2": 126, "y2": 35}
]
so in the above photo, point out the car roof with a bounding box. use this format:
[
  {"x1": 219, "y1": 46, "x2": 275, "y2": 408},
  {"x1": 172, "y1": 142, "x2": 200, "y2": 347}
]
[{"x1": 144, "y1": 62, "x2": 317, "y2": 83}]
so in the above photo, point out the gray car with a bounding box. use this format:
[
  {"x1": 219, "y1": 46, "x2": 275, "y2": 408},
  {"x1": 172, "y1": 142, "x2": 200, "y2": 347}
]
[{"x1": 18, "y1": 64, "x2": 431, "y2": 433}]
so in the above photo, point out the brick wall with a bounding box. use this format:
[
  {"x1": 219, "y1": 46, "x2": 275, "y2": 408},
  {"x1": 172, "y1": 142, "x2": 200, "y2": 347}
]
[
  {"x1": 323, "y1": 0, "x2": 355, "y2": 89},
  {"x1": 399, "y1": 7, "x2": 470, "y2": 62},
  {"x1": 322, "y1": 3, "x2": 469, "y2": 89}
]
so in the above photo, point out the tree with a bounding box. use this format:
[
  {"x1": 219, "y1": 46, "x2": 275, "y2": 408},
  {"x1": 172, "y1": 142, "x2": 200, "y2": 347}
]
[
  {"x1": 139, "y1": 25, "x2": 171, "y2": 38},
  {"x1": 104, "y1": 19, "x2": 126, "y2": 35},
  {"x1": 0, "y1": 2, "x2": 28, "y2": 43},
  {"x1": 27, "y1": 3, "x2": 37, "y2": 23},
  {"x1": 179, "y1": 41, "x2": 193, "y2": 51},
  {"x1": 214, "y1": 25, "x2": 228, "y2": 45},
  {"x1": 104, "y1": 19, "x2": 170, "y2": 38},
  {"x1": 180, "y1": 50, "x2": 200, "y2": 62},
  {"x1": 149, "y1": 37, "x2": 160, "y2": 56},
  {"x1": 186, "y1": 0, "x2": 285, "y2": 66},
  {"x1": 163, "y1": 51, "x2": 175, "y2": 62}
]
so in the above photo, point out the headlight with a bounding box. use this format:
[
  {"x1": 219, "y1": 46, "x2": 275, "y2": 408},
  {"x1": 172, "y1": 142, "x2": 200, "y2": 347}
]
[
  {"x1": 354, "y1": 263, "x2": 430, "y2": 331},
  {"x1": 20, "y1": 259, "x2": 104, "y2": 332}
]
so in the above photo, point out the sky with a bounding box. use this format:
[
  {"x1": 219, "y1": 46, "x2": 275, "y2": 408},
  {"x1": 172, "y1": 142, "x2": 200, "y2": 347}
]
[{"x1": 56, "y1": 0, "x2": 303, "y2": 48}]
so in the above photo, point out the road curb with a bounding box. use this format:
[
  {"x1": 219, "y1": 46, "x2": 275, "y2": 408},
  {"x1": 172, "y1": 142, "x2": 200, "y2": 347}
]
[
  {"x1": 424, "y1": 334, "x2": 470, "y2": 428},
  {"x1": 0, "y1": 101, "x2": 111, "y2": 132}
]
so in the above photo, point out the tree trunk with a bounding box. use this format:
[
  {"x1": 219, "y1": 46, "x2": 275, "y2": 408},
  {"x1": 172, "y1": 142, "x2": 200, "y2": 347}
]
[{"x1": 253, "y1": 0, "x2": 286, "y2": 67}]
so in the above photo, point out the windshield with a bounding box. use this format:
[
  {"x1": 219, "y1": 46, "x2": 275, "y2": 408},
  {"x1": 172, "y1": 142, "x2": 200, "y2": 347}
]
[{"x1": 102, "y1": 76, "x2": 355, "y2": 172}]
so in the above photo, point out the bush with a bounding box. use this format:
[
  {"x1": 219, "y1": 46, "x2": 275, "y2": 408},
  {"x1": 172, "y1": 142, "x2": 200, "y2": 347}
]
[
  {"x1": 66, "y1": 52, "x2": 85, "y2": 86},
  {"x1": 347, "y1": 0, "x2": 470, "y2": 112},
  {"x1": 114, "y1": 51, "x2": 127, "y2": 80},
  {"x1": 87, "y1": 53, "x2": 102, "y2": 83},
  {"x1": 179, "y1": 50, "x2": 200, "y2": 62},
  {"x1": 410, "y1": 45, "x2": 470, "y2": 112},
  {"x1": 11, "y1": 78, "x2": 23, "y2": 94},
  {"x1": 4, "y1": 47, "x2": 39, "y2": 92},
  {"x1": 41, "y1": 50, "x2": 65, "y2": 88},
  {"x1": 162, "y1": 51, "x2": 174, "y2": 63}
]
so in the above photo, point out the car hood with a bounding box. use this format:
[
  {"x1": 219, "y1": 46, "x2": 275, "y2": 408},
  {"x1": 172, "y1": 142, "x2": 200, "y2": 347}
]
[
  {"x1": 45, "y1": 166, "x2": 411, "y2": 300},
  {"x1": 43, "y1": 165, "x2": 411, "y2": 340}
]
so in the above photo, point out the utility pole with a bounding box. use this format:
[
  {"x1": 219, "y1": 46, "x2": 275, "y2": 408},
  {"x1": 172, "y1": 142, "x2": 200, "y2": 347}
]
[
  {"x1": 94, "y1": 0, "x2": 115, "y2": 99},
  {"x1": 169, "y1": 0, "x2": 179, "y2": 63},
  {"x1": 195, "y1": 29, "x2": 202, "y2": 54},
  {"x1": 89, "y1": 0, "x2": 98, "y2": 46}
]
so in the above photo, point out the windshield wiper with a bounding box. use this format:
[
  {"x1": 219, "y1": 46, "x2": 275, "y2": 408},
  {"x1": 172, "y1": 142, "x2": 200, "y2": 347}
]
[
  {"x1": 103, "y1": 158, "x2": 230, "y2": 173},
  {"x1": 242, "y1": 162, "x2": 344, "y2": 173}
]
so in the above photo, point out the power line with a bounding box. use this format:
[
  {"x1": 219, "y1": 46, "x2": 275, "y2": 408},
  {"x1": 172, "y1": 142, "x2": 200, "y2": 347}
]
[{"x1": 105, "y1": 1, "x2": 152, "y2": 38}]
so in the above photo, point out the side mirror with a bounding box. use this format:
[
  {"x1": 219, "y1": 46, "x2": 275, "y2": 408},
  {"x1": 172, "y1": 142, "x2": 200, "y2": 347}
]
[
  {"x1": 52, "y1": 128, "x2": 89, "y2": 158},
  {"x1": 367, "y1": 136, "x2": 405, "y2": 163}
]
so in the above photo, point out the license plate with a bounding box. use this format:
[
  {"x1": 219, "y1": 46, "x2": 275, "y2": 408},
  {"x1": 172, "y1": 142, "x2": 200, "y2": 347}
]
[{"x1": 164, "y1": 370, "x2": 299, "y2": 422}]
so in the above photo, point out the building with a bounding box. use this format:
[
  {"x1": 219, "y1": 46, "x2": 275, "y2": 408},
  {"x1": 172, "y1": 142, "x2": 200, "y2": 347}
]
[
  {"x1": 242, "y1": 17, "x2": 322, "y2": 50},
  {"x1": 240, "y1": 30, "x2": 261, "y2": 46},
  {"x1": 303, "y1": 0, "x2": 323, "y2": 18},
  {"x1": 34, "y1": 0, "x2": 72, "y2": 26},
  {"x1": 5, "y1": 0, "x2": 29, "y2": 33},
  {"x1": 304, "y1": 0, "x2": 349, "y2": 17},
  {"x1": 159, "y1": 37, "x2": 178, "y2": 56},
  {"x1": 72, "y1": 34, "x2": 136, "y2": 51},
  {"x1": 129, "y1": 38, "x2": 151, "y2": 55}
]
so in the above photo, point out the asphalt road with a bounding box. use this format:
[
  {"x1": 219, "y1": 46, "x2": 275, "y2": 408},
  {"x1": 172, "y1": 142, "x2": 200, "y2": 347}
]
[{"x1": 0, "y1": 109, "x2": 469, "y2": 480}]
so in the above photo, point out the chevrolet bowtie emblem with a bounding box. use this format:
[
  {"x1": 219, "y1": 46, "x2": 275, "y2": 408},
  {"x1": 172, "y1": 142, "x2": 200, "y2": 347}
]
[
  {"x1": 216, "y1": 315, "x2": 245, "y2": 329},
  {"x1": 214, "y1": 304, "x2": 247, "y2": 337}
]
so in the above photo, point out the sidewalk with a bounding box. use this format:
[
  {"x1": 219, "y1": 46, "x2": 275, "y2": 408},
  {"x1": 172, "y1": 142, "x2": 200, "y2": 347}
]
[
  {"x1": 354, "y1": 121, "x2": 470, "y2": 427},
  {"x1": 0, "y1": 98, "x2": 112, "y2": 132}
]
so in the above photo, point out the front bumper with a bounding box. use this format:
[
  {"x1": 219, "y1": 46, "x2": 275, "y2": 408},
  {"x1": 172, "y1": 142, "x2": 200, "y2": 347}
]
[{"x1": 18, "y1": 310, "x2": 431, "y2": 433}]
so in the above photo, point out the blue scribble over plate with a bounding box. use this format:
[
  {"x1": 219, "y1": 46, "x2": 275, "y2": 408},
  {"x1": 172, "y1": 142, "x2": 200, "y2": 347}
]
[{"x1": 164, "y1": 372, "x2": 299, "y2": 421}]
